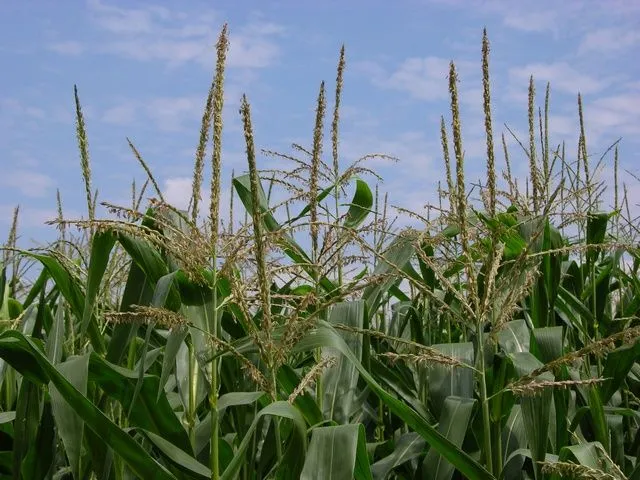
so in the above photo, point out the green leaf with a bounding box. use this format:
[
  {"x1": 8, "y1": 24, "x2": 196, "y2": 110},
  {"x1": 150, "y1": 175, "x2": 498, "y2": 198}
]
[
  {"x1": 300, "y1": 424, "x2": 372, "y2": 480},
  {"x1": 106, "y1": 255, "x2": 153, "y2": 365},
  {"x1": 531, "y1": 326, "x2": 563, "y2": 364},
  {"x1": 343, "y1": 178, "x2": 374, "y2": 229},
  {"x1": 158, "y1": 323, "x2": 189, "y2": 401},
  {"x1": 497, "y1": 320, "x2": 530, "y2": 354},
  {"x1": 81, "y1": 230, "x2": 116, "y2": 338},
  {"x1": 294, "y1": 323, "x2": 494, "y2": 480},
  {"x1": 322, "y1": 300, "x2": 364, "y2": 423},
  {"x1": 233, "y1": 174, "x2": 337, "y2": 295},
  {"x1": 500, "y1": 405, "x2": 527, "y2": 479},
  {"x1": 49, "y1": 354, "x2": 89, "y2": 480},
  {"x1": 221, "y1": 401, "x2": 307, "y2": 480},
  {"x1": 0, "y1": 330, "x2": 176, "y2": 479},
  {"x1": 363, "y1": 232, "x2": 417, "y2": 316},
  {"x1": 21, "y1": 398, "x2": 55, "y2": 480},
  {"x1": 277, "y1": 365, "x2": 323, "y2": 427},
  {"x1": 195, "y1": 391, "x2": 267, "y2": 456},
  {"x1": 549, "y1": 442, "x2": 620, "y2": 480},
  {"x1": 370, "y1": 433, "x2": 426, "y2": 480},
  {"x1": 600, "y1": 339, "x2": 640, "y2": 404},
  {"x1": 586, "y1": 212, "x2": 610, "y2": 266},
  {"x1": 428, "y1": 343, "x2": 475, "y2": 419},
  {"x1": 509, "y1": 352, "x2": 553, "y2": 480},
  {"x1": 423, "y1": 396, "x2": 476, "y2": 480},
  {"x1": 89, "y1": 353, "x2": 192, "y2": 454},
  {"x1": 130, "y1": 271, "x2": 177, "y2": 413},
  {"x1": 587, "y1": 385, "x2": 610, "y2": 453},
  {"x1": 142, "y1": 429, "x2": 210, "y2": 479},
  {"x1": 17, "y1": 251, "x2": 105, "y2": 355},
  {"x1": 45, "y1": 297, "x2": 65, "y2": 365},
  {"x1": 13, "y1": 376, "x2": 41, "y2": 479}
]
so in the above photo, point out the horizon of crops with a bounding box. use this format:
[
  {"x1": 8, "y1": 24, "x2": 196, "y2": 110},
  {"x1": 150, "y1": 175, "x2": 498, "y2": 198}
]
[{"x1": 1, "y1": 24, "x2": 639, "y2": 480}]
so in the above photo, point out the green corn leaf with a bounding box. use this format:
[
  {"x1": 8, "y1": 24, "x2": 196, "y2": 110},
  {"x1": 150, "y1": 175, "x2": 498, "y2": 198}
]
[
  {"x1": 294, "y1": 322, "x2": 494, "y2": 480},
  {"x1": 221, "y1": 401, "x2": 307, "y2": 480},
  {"x1": 343, "y1": 178, "x2": 374, "y2": 229},
  {"x1": 89, "y1": 353, "x2": 192, "y2": 454},
  {"x1": 509, "y1": 352, "x2": 553, "y2": 480},
  {"x1": 497, "y1": 320, "x2": 530, "y2": 354},
  {"x1": 427, "y1": 342, "x2": 475, "y2": 419},
  {"x1": 0, "y1": 330, "x2": 177, "y2": 479},
  {"x1": 423, "y1": 396, "x2": 476, "y2": 480},
  {"x1": 17, "y1": 251, "x2": 105, "y2": 355},
  {"x1": 300, "y1": 424, "x2": 372, "y2": 480},
  {"x1": 233, "y1": 174, "x2": 337, "y2": 295},
  {"x1": 81, "y1": 230, "x2": 116, "y2": 338},
  {"x1": 370, "y1": 432, "x2": 426, "y2": 480},
  {"x1": 50, "y1": 354, "x2": 89, "y2": 480},
  {"x1": 142, "y1": 429, "x2": 211, "y2": 479},
  {"x1": 322, "y1": 300, "x2": 364, "y2": 423},
  {"x1": 195, "y1": 391, "x2": 267, "y2": 456},
  {"x1": 600, "y1": 339, "x2": 640, "y2": 404}
]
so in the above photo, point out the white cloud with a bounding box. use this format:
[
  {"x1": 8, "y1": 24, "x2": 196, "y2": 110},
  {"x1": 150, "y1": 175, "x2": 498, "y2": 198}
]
[
  {"x1": 0, "y1": 98, "x2": 45, "y2": 119},
  {"x1": 101, "y1": 96, "x2": 200, "y2": 131},
  {"x1": 509, "y1": 62, "x2": 609, "y2": 96},
  {"x1": 502, "y1": 10, "x2": 557, "y2": 33},
  {"x1": 164, "y1": 177, "x2": 193, "y2": 210},
  {"x1": 47, "y1": 41, "x2": 85, "y2": 55},
  {"x1": 0, "y1": 205, "x2": 59, "y2": 228},
  {"x1": 0, "y1": 170, "x2": 54, "y2": 198},
  {"x1": 147, "y1": 97, "x2": 202, "y2": 132},
  {"x1": 356, "y1": 57, "x2": 476, "y2": 102},
  {"x1": 102, "y1": 103, "x2": 137, "y2": 125},
  {"x1": 163, "y1": 177, "x2": 232, "y2": 224},
  {"x1": 66, "y1": 0, "x2": 284, "y2": 70},
  {"x1": 579, "y1": 28, "x2": 640, "y2": 54},
  {"x1": 587, "y1": 92, "x2": 640, "y2": 137}
]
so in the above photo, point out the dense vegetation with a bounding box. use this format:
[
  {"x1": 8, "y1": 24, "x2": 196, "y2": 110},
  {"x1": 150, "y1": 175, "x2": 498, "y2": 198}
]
[{"x1": 1, "y1": 26, "x2": 639, "y2": 479}]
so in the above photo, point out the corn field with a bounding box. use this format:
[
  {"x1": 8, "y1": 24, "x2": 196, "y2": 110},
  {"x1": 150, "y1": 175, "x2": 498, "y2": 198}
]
[{"x1": 1, "y1": 26, "x2": 639, "y2": 480}]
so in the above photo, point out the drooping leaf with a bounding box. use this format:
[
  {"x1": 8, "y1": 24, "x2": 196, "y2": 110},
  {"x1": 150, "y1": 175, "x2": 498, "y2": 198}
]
[
  {"x1": 49, "y1": 354, "x2": 89, "y2": 480},
  {"x1": 300, "y1": 424, "x2": 372, "y2": 480},
  {"x1": 428, "y1": 342, "x2": 475, "y2": 419},
  {"x1": 370, "y1": 432, "x2": 426, "y2": 480},
  {"x1": 294, "y1": 323, "x2": 494, "y2": 480},
  {"x1": 509, "y1": 352, "x2": 553, "y2": 480},
  {"x1": 220, "y1": 401, "x2": 307, "y2": 480},
  {"x1": 423, "y1": 396, "x2": 476, "y2": 480},
  {"x1": 322, "y1": 300, "x2": 364, "y2": 423},
  {"x1": 0, "y1": 330, "x2": 176, "y2": 479}
]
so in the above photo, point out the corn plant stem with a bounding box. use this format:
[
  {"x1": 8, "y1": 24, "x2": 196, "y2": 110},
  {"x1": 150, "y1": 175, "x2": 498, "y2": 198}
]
[
  {"x1": 272, "y1": 369, "x2": 283, "y2": 461},
  {"x1": 210, "y1": 279, "x2": 220, "y2": 480},
  {"x1": 488, "y1": 333, "x2": 502, "y2": 476},
  {"x1": 491, "y1": 414, "x2": 502, "y2": 476},
  {"x1": 188, "y1": 341, "x2": 198, "y2": 449},
  {"x1": 475, "y1": 321, "x2": 493, "y2": 475}
]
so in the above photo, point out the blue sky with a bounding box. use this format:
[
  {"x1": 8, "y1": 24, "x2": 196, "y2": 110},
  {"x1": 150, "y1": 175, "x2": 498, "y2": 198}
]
[{"x1": 1, "y1": 0, "x2": 639, "y2": 247}]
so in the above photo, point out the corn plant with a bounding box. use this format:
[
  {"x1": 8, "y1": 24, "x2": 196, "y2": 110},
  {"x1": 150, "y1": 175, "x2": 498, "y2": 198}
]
[{"x1": 0, "y1": 25, "x2": 638, "y2": 480}]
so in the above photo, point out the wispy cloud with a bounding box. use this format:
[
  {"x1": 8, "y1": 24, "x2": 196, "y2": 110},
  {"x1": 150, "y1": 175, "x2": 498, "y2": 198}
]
[
  {"x1": 0, "y1": 170, "x2": 54, "y2": 198},
  {"x1": 502, "y1": 10, "x2": 558, "y2": 33},
  {"x1": 0, "y1": 98, "x2": 45, "y2": 120},
  {"x1": 47, "y1": 0, "x2": 285, "y2": 70},
  {"x1": 355, "y1": 56, "x2": 475, "y2": 102},
  {"x1": 508, "y1": 62, "x2": 610, "y2": 97},
  {"x1": 102, "y1": 96, "x2": 201, "y2": 131},
  {"x1": 0, "y1": 205, "x2": 58, "y2": 229},
  {"x1": 102, "y1": 103, "x2": 138, "y2": 126},
  {"x1": 47, "y1": 41, "x2": 85, "y2": 55},
  {"x1": 101, "y1": 88, "x2": 248, "y2": 132},
  {"x1": 579, "y1": 28, "x2": 640, "y2": 54},
  {"x1": 163, "y1": 176, "x2": 232, "y2": 222}
]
